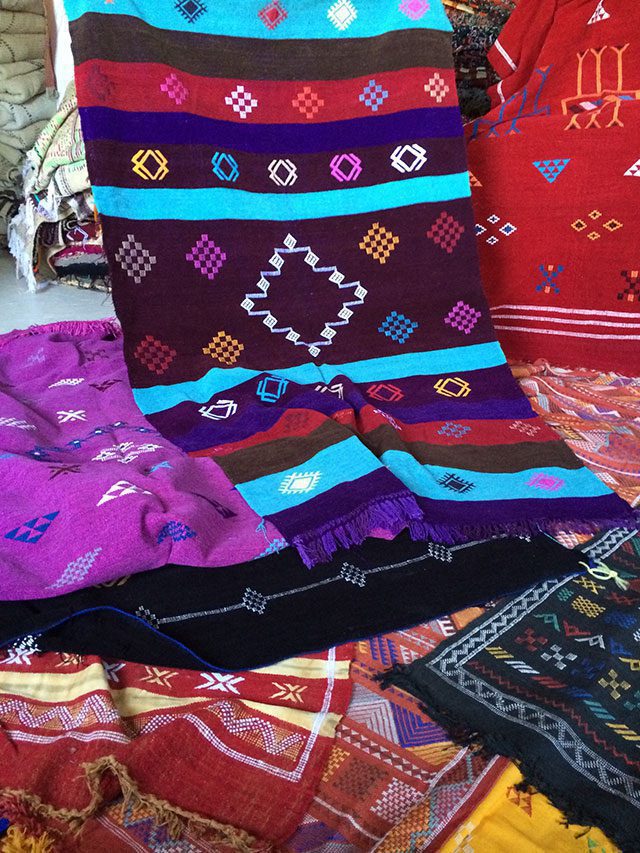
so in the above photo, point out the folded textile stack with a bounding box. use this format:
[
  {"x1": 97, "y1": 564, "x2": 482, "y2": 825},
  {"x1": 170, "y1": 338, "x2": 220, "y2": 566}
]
[
  {"x1": 9, "y1": 80, "x2": 109, "y2": 290},
  {"x1": 0, "y1": 1, "x2": 637, "y2": 850},
  {"x1": 0, "y1": 0, "x2": 56, "y2": 245},
  {"x1": 443, "y1": 0, "x2": 516, "y2": 120}
]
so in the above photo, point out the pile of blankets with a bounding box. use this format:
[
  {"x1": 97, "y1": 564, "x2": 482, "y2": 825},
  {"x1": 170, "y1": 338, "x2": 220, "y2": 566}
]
[
  {"x1": 9, "y1": 79, "x2": 109, "y2": 290},
  {"x1": 0, "y1": 1, "x2": 638, "y2": 851},
  {"x1": 0, "y1": 0, "x2": 55, "y2": 245}
]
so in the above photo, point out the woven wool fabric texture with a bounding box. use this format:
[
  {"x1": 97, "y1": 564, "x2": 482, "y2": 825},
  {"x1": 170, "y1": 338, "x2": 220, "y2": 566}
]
[
  {"x1": 63, "y1": 0, "x2": 634, "y2": 567},
  {"x1": 513, "y1": 361, "x2": 640, "y2": 509},
  {"x1": 468, "y1": 0, "x2": 640, "y2": 374},
  {"x1": 382, "y1": 528, "x2": 640, "y2": 851},
  {"x1": 0, "y1": 320, "x2": 283, "y2": 599},
  {"x1": 0, "y1": 648, "x2": 352, "y2": 847},
  {"x1": 0, "y1": 532, "x2": 585, "y2": 671}
]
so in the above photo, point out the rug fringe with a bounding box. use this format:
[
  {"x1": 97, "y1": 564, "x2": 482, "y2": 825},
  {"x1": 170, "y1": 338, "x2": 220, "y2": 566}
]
[
  {"x1": 0, "y1": 318, "x2": 120, "y2": 349},
  {"x1": 292, "y1": 492, "x2": 423, "y2": 567},
  {"x1": 0, "y1": 756, "x2": 265, "y2": 852},
  {"x1": 408, "y1": 516, "x2": 639, "y2": 546}
]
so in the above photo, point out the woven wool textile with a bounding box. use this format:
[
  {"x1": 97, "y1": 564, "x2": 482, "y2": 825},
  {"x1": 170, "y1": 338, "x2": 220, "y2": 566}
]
[
  {"x1": 382, "y1": 528, "x2": 640, "y2": 851},
  {"x1": 513, "y1": 361, "x2": 640, "y2": 509},
  {"x1": 63, "y1": 0, "x2": 634, "y2": 567},
  {"x1": 0, "y1": 532, "x2": 584, "y2": 671},
  {"x1": 0, "y1": 320, "x2": 282, "y2": 599},
  {"x1": 468, "y1": 0, "x2": 640, "y2": 374},
  {"x1": 0, "y1": 647, "x2": 352, "y2": 847}
]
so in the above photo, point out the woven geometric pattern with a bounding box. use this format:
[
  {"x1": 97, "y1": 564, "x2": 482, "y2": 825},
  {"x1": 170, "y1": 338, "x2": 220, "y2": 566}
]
[
  {"x1": 133, "y1": 335, "x2": 177, "y2": 375},
  {"x1": 225, "y1": 85, "x2": 258, "y2": 119},
  {"x1": 258, "y1": 0, "x2": 288, "y2": 30},
  {"x1": 186, "y1": 234, "x2": 227, "y2": 280},
  {"x1": 399, "y1": 0, "x2": 430, "y2": 21},
  {"x1": 444, "y1": 301, "x2": 482, "y2": 334},
  {"x1": 202, "y1": 331, "x2": 245, "y2": 365},
  {"x1": 211, "y1": 152, "x2": 239, "y2": 182},
  {"x1": 174, "y1": 0, "x2": 206, "y2": 23},
  {"x1": 292, "y1": 86, "x2": 325, "y2": 119},
  {"x1": 359, "y1": 79, "x2": 389, "y2": 111},
  {"x1": 378, "y1": 311, "x2": 418, "y2": 344},
  {"x1": 160, "y1": 72, "x2": 189, "y2": 105},
  {"x1": 327, "y1": 0, "x2": 358, "y2": 30},
  {"x1": 115, "y1": 235, "x2": 157, "y2": 284},
  {"x1": 359, "y1": 223, "x2": 399, "y2": 263},
  {"x1": 131, "y1": 149, "x2": 168, "y2": 181},
  {"x1": 424, "y1": 71, "x2": 451, "y2": 103},
  {"x1": 427, "y1": 211, "x2": 465, "y2": 253}
]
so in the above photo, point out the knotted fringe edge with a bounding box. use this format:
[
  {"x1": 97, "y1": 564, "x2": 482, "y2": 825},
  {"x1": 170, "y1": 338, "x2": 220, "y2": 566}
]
[
  {"x1": 1, "y1": 825, "x2": 56, "y2": 853},
  {"x1": 408, "y1": 515, "x2": 639, "y2": 547},
  {"x1": 292, "y1": 492, "x2": 423, "y2": 568},
  {"x1": 378, "y1": 665, "x2": 632, "y2": 852},
  {"x1": 0, "y1": 755, "x2": 267, "y2": 852},
  {"x1": 0, "y1": 318, "x2": 121, "y2": 349}
]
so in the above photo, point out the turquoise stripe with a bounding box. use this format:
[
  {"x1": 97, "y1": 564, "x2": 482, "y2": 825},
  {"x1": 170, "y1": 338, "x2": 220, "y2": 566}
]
[
  {"x1": 93, "y1": 172, "x2": 470, "y2": 222},
  {"x1": 134, "y1": 342, "x2": 506, "y2": 414},
  {"x1": 236, "y1": 434, "x2": 379, "y2": 515},
  {"x1": 381, "y1": 453, "x2": 612, "y2": 501},
  {"x1": 64, "y1": 0, "x2": 452, "y2": 38}
]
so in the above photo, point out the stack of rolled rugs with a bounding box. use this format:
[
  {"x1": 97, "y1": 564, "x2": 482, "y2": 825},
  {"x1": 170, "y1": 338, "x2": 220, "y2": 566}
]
[
  {"x1": 0, "y1": 0, "x2": 55, "y2": 245},
  {"x1": 9, "y1": 80, "x2": 109, "y2": 291}
]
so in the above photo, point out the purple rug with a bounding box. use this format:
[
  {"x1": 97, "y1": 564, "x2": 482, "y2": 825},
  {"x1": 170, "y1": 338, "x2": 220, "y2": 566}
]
[{"x1": 0, "y1": 320, "x2": 284, "y2": 599}]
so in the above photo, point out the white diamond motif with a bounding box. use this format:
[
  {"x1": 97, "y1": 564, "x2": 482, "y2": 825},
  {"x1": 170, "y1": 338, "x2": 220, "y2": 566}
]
[
  {"x1": 225, "y1": 85, "x2": 258, "y2": 119},
  {"x1": 390, "y1": 143, "x2": 428, "y2": 174}
]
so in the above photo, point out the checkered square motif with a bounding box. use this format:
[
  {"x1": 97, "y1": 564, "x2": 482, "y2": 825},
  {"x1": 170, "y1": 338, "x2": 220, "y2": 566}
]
[
  {"x1": 242, "y1": 588, "x2": 267, "y2": 614},
  {"x1": 438, "y1": 422, "x2": 471, "y2": 438},
  {"x1": 202, "y1": 331, "x2": 245, "y2": 365},
  {"x1": 359, "y1": 79, "x2": 388, "y2": 112},
  {"x1": 115, "y1": 234, "x2": 157, "y2": 284},
  {"x1": 225, "y1": 85, "x2": 258, "y2": 119},
  {"x1": 160, "y1": 73, "x2": 189, "y2": 105},
  {"x1": 399, "y1": 0, "x2": 429, "y2": 19},
  {"x1": 327, "y1": 0, "x2": 358, "y2": 30},
  {"x1": 378, "y1": 311, "x2": 418, "y2": 344},
  {"x1": 424, "y1": 71, "x2": 450, "y2": 103},
  {"x1": 186, "y1": 234, "x2": 227, "y2": 280},
  {"x1": 359, "y1": 222, "x2": 399, "y2": 263},
  {"x1": 292, "y1": 86, "x2": 325, "y2": 119},
  {"x1": 175, "y1": 0, "x2": 206, "y2": 23},
  {"x1": 426, "y1": 211, "x2": 465, "y2": 253},
  {"x1": 258, "y1": 0, "x2": 287, "y2": 29},
  {"x1": 134, "y1": 335, "x2": 177, "y2": 375},
  {"x1": 444, "y1": 301, "x2": 482, "y2": 334}
]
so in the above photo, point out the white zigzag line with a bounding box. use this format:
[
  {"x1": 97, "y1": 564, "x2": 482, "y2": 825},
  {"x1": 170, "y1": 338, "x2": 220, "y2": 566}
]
[
  {"x1": 0, "y1": 695, "x2": 121, "y2": 729},
  {"x1": 243, "y1": 242, "x2": 366, "y2": 353},
  {"x1": 138, "y1": 701, "x2": 303, "y2": 756}
]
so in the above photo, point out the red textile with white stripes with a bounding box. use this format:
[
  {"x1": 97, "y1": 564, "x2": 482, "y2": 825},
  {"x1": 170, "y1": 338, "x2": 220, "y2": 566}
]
[{"x1": 467, "y1": 0, "x2": 640, "y2": 374}]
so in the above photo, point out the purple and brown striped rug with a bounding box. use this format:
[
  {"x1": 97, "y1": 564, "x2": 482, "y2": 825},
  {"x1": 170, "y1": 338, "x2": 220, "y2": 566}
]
[{"x1": 64, "y1": 0, "x2": 634, "y2": 567}]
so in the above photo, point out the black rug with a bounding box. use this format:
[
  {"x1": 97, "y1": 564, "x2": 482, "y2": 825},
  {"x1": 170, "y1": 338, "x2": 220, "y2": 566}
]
[
  {"x1": 0, "y1": 532, "x2": 584, "y2": 671},
  {"x1": 381, "y1": 528, "x2": 640, "y2": 851}
]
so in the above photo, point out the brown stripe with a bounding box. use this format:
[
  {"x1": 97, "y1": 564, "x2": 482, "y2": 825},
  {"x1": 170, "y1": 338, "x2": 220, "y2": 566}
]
[
  {"x1": 364, "y1": 426, "x2": 583, "y2": 473},
  {"x1": 70, "y1": 14, "x2": 454, "y2": 81},
  {"x1": 214, "y1": 419, "x2": 347, "y2": 483}
]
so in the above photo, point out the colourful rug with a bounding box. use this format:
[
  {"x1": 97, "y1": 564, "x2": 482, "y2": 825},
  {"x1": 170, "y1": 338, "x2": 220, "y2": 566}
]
[
  {"x1": 382, "y1": 527, "x2": 640, "y2": 851},
  {"x1": 513, "y1": 361, "x2": 640, "y2": 509},
  {"x1": 0, "y1": 320, "x2": 282, "y2": 599},
  {"x1": 467, "y1": 0, "x2": 640, "y2": 374},
  {"x1": 0, "y1": 532, "x2": 584, "y2": 671},
  {"x1": 63, "y1": 0, "x2": 633, "y2": 569},
  {"x1": 0, "y1": 647, "x2": 352, "y2": 848}
]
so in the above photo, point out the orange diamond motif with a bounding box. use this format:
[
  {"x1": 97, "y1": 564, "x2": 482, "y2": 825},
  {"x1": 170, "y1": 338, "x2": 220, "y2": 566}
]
[{"x1": 202, "y1": 331, "x2": 245, "y2": 365}]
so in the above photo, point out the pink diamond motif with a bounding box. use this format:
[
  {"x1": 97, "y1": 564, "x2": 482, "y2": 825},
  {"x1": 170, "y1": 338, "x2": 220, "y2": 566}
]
[
  {"x1": 330, "y1": 153, "x2": 362, "y2": 183},
  {"x1": 258, "y1": 0, "x2": 288, "y2": 29},
  {"x1": 527, "y1": 473, "x2": 565, "y2": 492},
  {"x1": 427, "y1": 212, "x2": 465, "y2": 254},
  {"x1": 160, "y1": 73, "x2": 189, "y2": 106},
  {"x1": 186, "y1": 234, "x2": 227, "y2": 281},
  {"x1": 444, "y1": 301, "x2": 481, "y2": 335},
  {"x1": 399, "y1": 0, "x2": 429, "y2": 20}
]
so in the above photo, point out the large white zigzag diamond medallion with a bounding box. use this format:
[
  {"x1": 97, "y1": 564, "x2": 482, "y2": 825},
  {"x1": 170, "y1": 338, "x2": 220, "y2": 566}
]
[{"x1": 241, "y1": 233, "x2": 367, "y2": 357}]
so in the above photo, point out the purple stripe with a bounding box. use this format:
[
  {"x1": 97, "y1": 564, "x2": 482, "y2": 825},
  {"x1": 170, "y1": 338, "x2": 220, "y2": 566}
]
[
  {"x1": 79, "y1": 106, "x2": 464, "y2": 153},
  {"x1": 415, "y1": 493, "x2": 633, "y2": 525}
]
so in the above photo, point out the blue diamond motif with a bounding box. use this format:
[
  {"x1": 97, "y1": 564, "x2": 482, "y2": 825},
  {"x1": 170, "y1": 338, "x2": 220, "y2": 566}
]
[
  {"x1": 499, "y1": 222, "x2": 517, "y2": 236},
  {"x1": 359, "y1": 79, "x2": 389, "y2": 112},
  {"x1": 378, "y1": 311, "x2": 419, "y2": 344},
  {"x1": 212, "y1": 152, "x2": 239, "y2": 182}
]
